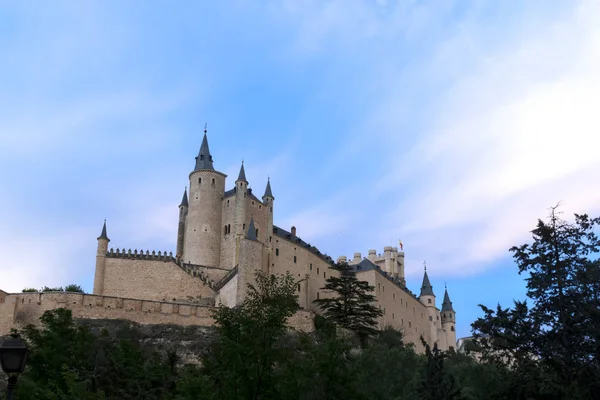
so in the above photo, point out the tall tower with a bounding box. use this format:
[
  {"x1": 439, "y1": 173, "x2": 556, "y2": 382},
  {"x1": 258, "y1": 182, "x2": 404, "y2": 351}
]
[
  {"x1": 183, "y1": 129, "x2": 226, "y2": 267},
  {"x1": 262, "y1": 177, "x2": 274, "y2": 245},
  {"x1": 419, "y1": 263, "x2": 438, "y2": 346},
  {"x1": 441, "y1": 286, "x2": 457, "y2": 350},
  {"x1": 93, "y1": 220, "x2": 110, "y2": 295},
  {"x1": 176, "y1": 188, "x2": 188, "y2": 260},
  {"x1": 233, "y1": 162, "x2": 248, "y2": 265}
]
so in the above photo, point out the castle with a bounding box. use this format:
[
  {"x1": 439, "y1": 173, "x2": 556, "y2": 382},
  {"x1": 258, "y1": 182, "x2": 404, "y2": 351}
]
[{"x1": 1, "y1": 130, "x2": 456, "y2": 352}]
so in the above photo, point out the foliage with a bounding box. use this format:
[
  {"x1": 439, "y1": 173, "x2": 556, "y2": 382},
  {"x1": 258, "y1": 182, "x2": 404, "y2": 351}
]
[
  {"x1": 313, "y1": 262, "x2": 383, "y2": 346},
  {"x1": 418, "y1": 337, "x2": 462, "y2": 400},
  {"x1": 22, "y1": 288, "x2": 39, "y2": 292},
  {"x1": 64, "y1": 284, "x2": 85, "y2": 293},
  {"x1": 472, "y1": 206, "x2": 600, "y2": 399},
  {"x1": 200, "y1": 270, "x2": 301, "y2": 399}
]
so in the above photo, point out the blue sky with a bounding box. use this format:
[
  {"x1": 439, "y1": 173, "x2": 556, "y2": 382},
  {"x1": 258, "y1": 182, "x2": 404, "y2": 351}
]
[{"x1": 1, "y1": 0, "x2": 599, "y2": 340}]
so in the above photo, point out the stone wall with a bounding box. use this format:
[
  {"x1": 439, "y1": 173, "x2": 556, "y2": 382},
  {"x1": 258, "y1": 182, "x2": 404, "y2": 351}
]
[
  {"x1": 101, "y1": 257, "x2": 215, "y2": 302},
  {"x1": 0, "y1": 291, "x2": 315, "y2": 337}
]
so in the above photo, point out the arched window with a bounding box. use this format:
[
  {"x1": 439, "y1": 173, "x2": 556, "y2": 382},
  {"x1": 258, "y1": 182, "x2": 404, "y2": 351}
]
[
  {"x1": 451, "y1": 326, "x2": 455, "y2": 331},
  {"x1": 198, "y1": 177, "x2": 201, "y2": 184},
  {"x1": 293, "y1": 256, "x2": 297, "y2": 263},
  {"x1": 211, "y1": 178, "x2": 215, "y2": 186},
  {"x1": 276, "y1": 248, "x2": 279, "y2": 256},
  {"x1": 255, "y1": 228, "x2": 259, "y2": 237},
  {"x1": 224, "y1": 225, "x2": 227, "y2": 234},
  {"x1": 428, "y1": 298, "x2": 432, "y2": 304}
]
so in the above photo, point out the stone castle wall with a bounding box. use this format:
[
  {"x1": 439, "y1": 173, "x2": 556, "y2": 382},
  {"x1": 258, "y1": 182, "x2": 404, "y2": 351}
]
[
  {"x1": 0, "y1": 292, "x2": 315, "y2": 336},
  {"x1": 100, "y1": 257, "x2": 215, "y2": 303}
]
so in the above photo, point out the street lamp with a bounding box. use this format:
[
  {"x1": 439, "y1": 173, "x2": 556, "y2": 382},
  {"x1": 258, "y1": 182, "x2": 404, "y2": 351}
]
[{"x1": 0, "y1": 334, "x2": 28, "y2": 400}]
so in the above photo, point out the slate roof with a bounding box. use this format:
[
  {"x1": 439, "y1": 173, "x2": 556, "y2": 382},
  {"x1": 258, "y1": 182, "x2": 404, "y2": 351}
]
[
  {"x1": 179, "y1": 188, "x2": 189, "y2": 208},
  {"x1": 420, "y1": 270, "x2": 435, "y2": 297},
  {"x1": 442, "y1": 288, "x2": 454, "y2": 312},
  {"x1": 97, "y1": 220, "x2": 110, "y2": 241},
  {"x1": 247, "y1": 217, "x2": 257, "y2": 240},
  {"x1": 263, "y1": 178, "x2": 274, "y2": 199},
  {"x1": 194, "y1": 133, "x2": 214, "y2": 171},
  {"x1": 237, "y1": 162, "x2": 247, "y2": 182}
]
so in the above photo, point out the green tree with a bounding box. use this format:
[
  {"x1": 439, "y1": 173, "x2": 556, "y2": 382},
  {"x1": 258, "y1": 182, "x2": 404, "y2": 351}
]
[
  {"x1": 418, "y1": 338, "x2": 462, "y2": 400},
  {"x1": 313, "y1": 262, "x2": 383, "y2": 346},
  {"x1": 22, "y1": 288, "x2": 39, "y2": 292},
  {"x1": 64, "y1": 284, "x2": 85, "y2": 293},
  {"x1": 201, "y1": 270, "x2": 300, "y2": 399},
  {"x1": 472, "y1": 206, "x2": 600, "y2": 399}
]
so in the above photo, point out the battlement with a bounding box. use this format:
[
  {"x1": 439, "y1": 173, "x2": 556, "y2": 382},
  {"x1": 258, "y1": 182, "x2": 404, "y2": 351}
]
[
  {"x1": 106, "y1": 248, "x2": 176, "y2": 262},
  {"x1": 0, "y1": 291, "x2": 315, "y2": 336},
  {"x1": 213, "y1": 266, "x2": 239, "y2": 292}
]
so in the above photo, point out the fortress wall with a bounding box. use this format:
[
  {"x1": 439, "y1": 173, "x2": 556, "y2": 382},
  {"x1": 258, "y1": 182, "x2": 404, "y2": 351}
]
[
  {"x1": 0, "y1": 292, "x2": 216, "y2": 336},
  {"x1": 244, "y1": 194, "x2": 268, "y2": 243},
  {"x1": 215, "y1": 273, "x2": 238, "y2": 307},
  {"x1": 102, "y1": 258, "x2": 215, "y2": 302},
  {"x1": 0, "y1": 292, "x2": 314, "y2": 336},
  {"x1": 220, "y1": 198, "x2": 237, "y2": 268},
  {"x1": 270, "y1": 235, "x2": 338, "y2": 310},
  {"x1": 358, "y1": 270, "x2": 431, "y2": 352}
]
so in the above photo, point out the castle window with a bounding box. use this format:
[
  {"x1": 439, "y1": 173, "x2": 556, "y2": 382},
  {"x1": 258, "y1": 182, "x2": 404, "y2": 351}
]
[
  {"x1": 212, "y1": 178, "x2": 215, "y2": 186},
  {"x1": 310, "y1": 263, "x2": 312, "y2": 271},
  {"x1": 276, "y1": 248, "x2": 279, "y2": 256},
  {"x1": 323, "y1": 272, "x2": 326, "y2": 279},
  {"x1": 428, "y1": 298, "x2": 432, "y2": 304},
  {"x1": 256, "y1": 228, "x2": 259, "y2": 237},
  {"x1": 270, "y1": 207, "x2": 272, "y2": 213},
  {"x1": 293, "y1": 256, "x2": 297, "y2": 263},
  {"x1": 227, "y1": 200, "x2": 230, "y2": 206},
  {"x1": 392, "y1": 313, "x2": 395, "y2": 319},
  {"x1": 393, "y1": 293, "x2": 395, "y2": 300},
  {"x1": 244, "y1": 192, "x2": 247, "y2": 198},
  {"x1": 437, "y1": 316, "x2": 439, "y2": 320},
  {"x1": 224, "y1": 225, "x2": 227, "y2": 235},
  {"x1": 259, "y1": 205, "x2": 262, "y2": 209},
  {"x1": 383, "y1": 286, "x2": 384, "y2": 292},
  {"x1": 198, "y1": 177, "x2": 201, "y2": 184},
  {"x1": 317, "y1": 267, "x2": 319, "y2": 274},
  {"x1": 409, "y1": 321, "x2": 412, "y2": 328},
  {"x1": 297, "y1": 284, "x2": 301, "y2": 292},
  {"x1": 317, "y1": 292, "x2": 320, "y2": 299},
  {"x1": 252, "y1": 201, "x2": 255, "y2": 205},
  {"x1": 378, "y1": 283, "x2": 380, "y2": 289},
  {"x1": 429, "y1": 316, "x2": 433, "y2": 321},
  {"x1": 401, "y1": 298, "x2": 403, "y2": 304},
  {"x1": 451, "y1": 326, "x2": 455, "y2": 332},
  {"x1": 443, "y1": 313, "x2": 446, "y2": 318},
  {"x1": 227, "y1": 224, "x2": 231, "y2": 234}
]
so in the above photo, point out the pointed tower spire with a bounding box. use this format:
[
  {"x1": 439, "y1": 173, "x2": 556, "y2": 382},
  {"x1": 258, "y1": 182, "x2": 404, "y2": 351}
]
[
  {"x1": 442, "y1": 286, "x2": 454, "y2": 312},
  {"x1": 263, "y1": 177, "x2": 274, "y2": 200},
  {"x1": 179, "y1": 187, "x2": 189, "y2": 208},
  {"x1": 97, "y1": 219, "x2": 110, "y2": 242},
  {"x1": 419, "y1": 261, "x2": 434, "y2": 297},
  {"x1": 236, "y1": 161, "x2": 247, "y2": 182},
  {"x1": 246, "y1": 216, "x2": 257, "y2": 240},
  {"x1": 194, "y1": 129, "x2": 215, "y2": 171}
]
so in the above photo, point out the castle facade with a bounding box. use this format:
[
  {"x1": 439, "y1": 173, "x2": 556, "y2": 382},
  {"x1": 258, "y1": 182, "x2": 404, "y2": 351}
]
[{"x1": 1, "y1": 130, "x2": 456, "y2": 351}]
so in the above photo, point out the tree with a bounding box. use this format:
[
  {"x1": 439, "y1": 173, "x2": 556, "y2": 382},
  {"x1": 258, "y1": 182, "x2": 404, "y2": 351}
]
[
  {"x1": 418, "y1": 338, "x2": 462, "y2": 400},
  {"x1": 201, "y1": 270, "x2": 300, "y2": 399},
  {"x1": 64, "y1": 284, "x2": 85, "y2": 293},
  {"x1": 313, "y1": 262, "x2": 383, "y2": 346},
  {"x1": 472, "y1": 206, "x2": 600, "y2": 399}
]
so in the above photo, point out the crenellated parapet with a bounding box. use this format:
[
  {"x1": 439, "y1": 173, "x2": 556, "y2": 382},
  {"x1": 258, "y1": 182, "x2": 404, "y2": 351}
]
[{"x1": 106, "y1": 248, "x2": 176, "y2": 262}]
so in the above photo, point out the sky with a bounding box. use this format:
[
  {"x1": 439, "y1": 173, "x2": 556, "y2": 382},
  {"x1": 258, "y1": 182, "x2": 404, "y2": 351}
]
[{"x1": 1, "y1": 0, "x2": 599, "y2": 340}]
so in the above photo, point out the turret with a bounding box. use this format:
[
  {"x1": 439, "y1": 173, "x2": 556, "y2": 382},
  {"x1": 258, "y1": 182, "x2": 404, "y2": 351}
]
[
  {"x1": 176, "y1": 188, "x2": 188, "y2": 260},
  {"x1": 441, "y1": 285, "x2": 457, "y2": 350},
  {"x1": 383, "y1": 246, "x2": 393, "y2": 274},
  {"x1": 93, "y1": 220, "x2": 110, "y2": 295},
  {"x1": 419, "y1": 263, "x2": 438, "y2": 346},
  {"x1": 262, "y1": 177, "x2": 274, "y2": 245},
  {"x1": 183, "y1": 129, "x2": 227, "y2": 267},
  {"x1": 236, "y1": 216, "x2": 266, "y2": 303}
]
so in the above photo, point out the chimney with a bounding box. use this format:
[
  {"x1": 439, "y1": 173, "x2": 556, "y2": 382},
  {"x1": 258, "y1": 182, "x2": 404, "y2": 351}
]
[{"x1": 291, "y1": 226, "x2": 296, "y2": 236}]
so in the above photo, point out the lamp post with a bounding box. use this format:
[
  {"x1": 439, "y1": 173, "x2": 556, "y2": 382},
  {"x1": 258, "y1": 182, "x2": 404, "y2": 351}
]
[{"x1": 0, "y1": 334, "x2": 28, "y2": 400}]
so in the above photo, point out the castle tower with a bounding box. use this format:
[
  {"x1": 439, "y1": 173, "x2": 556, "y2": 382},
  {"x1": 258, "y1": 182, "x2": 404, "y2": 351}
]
[
  {"x1": 176, "y1": 188, "x2": 188, "y2": 260},
  {"x1": 93, "y1": 220, "x2": 110, "y2": 295},
  {"x1": 236, "y1": 217, "x2": 265, "y2": 303},
  {"x1": 419, "y1": 263, "x2": 438, "y2": 346},
  {"x1": 262, "y1": 177, "x2": 274, "y2": 245},
  {"x1": 233, "y1": 161, "x2": 249, "y2": 265},
  {"x1": 441, "y1": 286, "x2": 457, "y2": 350},
  {"x1": 183, "y1": 129, "x2": 227, "y2": 267}
]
